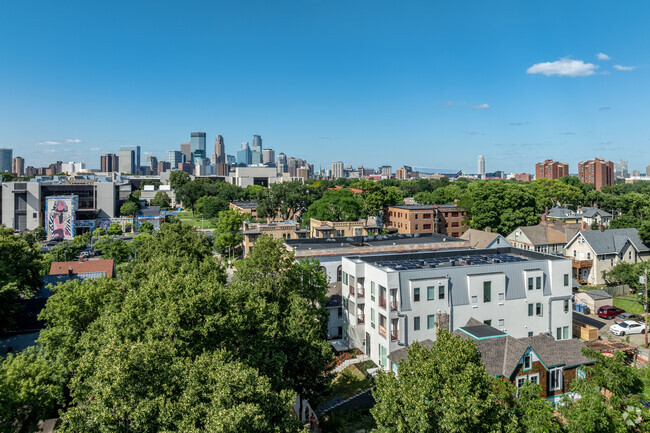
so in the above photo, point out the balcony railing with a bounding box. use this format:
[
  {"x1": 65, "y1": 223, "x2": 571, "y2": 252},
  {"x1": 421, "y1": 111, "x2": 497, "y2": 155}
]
[
  {"x1": 379, "y1": 325, "x2": 387, "y2": 338},
  {"x1": 349, "y1": 285, "x2": 355, "y2": 296},
  {"x1": 391, "y1": 330, "x2": 399, "y2": 341},
  {"x1": 379, "y1": 296, "x2": 387, "y2": 309},
  {"x1": 390, "y1": 300, "x2": 399, "y2": 311},
  {"x1": 357, "y1": 314, "x2": 365, "y2": 324},
  {"x1": 572, "y1": 259, "x2": 592, "y2": 268},
  {"x1": 357, "y1": 287, "x2": 365, "y2": 297}
]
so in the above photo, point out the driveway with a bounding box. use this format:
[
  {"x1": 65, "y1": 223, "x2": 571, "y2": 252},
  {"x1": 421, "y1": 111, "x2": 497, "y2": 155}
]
[{"x1": 574, "y1": 311, "x2": 650, "y2": 348}]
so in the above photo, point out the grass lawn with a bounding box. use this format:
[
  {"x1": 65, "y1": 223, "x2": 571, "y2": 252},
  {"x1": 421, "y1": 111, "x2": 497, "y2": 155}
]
[
  {"x1": 176, "y1": 211, "x2": 217, "y2": 230},
  {"x1": 613, "y1": 295, "x2": 644, "y2": 315},
  {"x1": 310, "y1": 365, "x2": 373, "y2": 409}
]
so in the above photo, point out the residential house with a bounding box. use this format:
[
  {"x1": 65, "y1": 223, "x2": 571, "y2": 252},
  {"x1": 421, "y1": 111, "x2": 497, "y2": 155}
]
[
  {"x1": 309, "y1": 217, "x2": 380, "y2": 239},
  {"x1": 49, "y1": 258, "x2": 115, "y2": 278},
  {"x1": 341, "y1": 247, "x2": 574, "y2": 371},
  {"x1": 388, "y1": 320, "x2": 594, "y2": 404},
  {"x1": 545, "y1": 206, "x2": 613, "y2": 227},
  {"x1": 507, "y1": 221, "x2": 582, "y2": 255},
  {"x1": 564, "y1": 228, "x2": 650, "y2": 285},
  {"x1": 461, "y1": 228, "x2": 511, "y2": 249}
]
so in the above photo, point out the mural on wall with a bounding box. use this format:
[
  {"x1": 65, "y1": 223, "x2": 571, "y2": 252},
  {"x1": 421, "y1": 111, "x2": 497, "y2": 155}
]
[{"x1": 46, "y1": 196, "x2": 78, "y2": 240}]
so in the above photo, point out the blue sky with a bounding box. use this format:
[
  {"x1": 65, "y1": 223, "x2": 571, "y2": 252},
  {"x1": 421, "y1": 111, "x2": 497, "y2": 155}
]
[{"x1": 0, "y1": 1, "x2": 649, "y2": 174}]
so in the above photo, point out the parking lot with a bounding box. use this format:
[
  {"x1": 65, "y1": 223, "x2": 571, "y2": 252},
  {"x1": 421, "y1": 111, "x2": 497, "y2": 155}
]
[{"x1": 574, "y1": 311, "x2": 650, "y2": 348}]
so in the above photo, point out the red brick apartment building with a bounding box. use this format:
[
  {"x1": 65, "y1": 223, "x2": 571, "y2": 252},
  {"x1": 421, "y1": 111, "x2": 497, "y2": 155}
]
[
  {"x1": 385, "y1": 204, "x2": 468, "y2": 238},
  {"x1": 535, "y1": 160, "x2": 569, "y2": 180},
  {"x1": 578, "y1": 158, "x2": 614, "y2": 191}
]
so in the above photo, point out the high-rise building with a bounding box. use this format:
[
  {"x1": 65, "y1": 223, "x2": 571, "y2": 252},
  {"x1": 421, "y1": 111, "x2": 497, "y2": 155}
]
[
  {"x1": 535, "y1": 159, "x2": 569, "y2": 180},
  {"x1": 180, "y1": 142, "x2": 191, "y2": 163},
  {"x1": 167, "y1": 150, "x2": 184, "y2": 169},
  {"x1": 578, "y1": 158, "x2": 614, "y2": 191},
  {"x1": 646, "y1": 165, "x2": 650, "y2": 177},
  {"x1": 190, "y1": 132, "x2": 206, "y2": 161},
  {"x1": 331, "y1": 161, "x2": 344, "y2": 180},
  {"x1": 212, "y1": 135, "x2": 225, "y2": 164},
  {"x1": 0, "y1": 148, "x2": 13, "y2": 173},
  {"x1": 252, "y1": 135, "x2": 262, "y2": 152},
  {"x1": 262, "y1": 148, "x2": 275, "y2": 165},
  {"x1": 380, "y1": 165, "x2": 392, "y2": 178},
  {"x1": 117, "y1": 149, "x2": 136, "y2": 174},
  {"x1": 61, "y1": 162, "x2": 85, "y2": 173},
  {"x1": 277, "y1": 152, "x2": 288, "y2": 173},
  {"x1": 296, "y1": 167, "x2": 309, "y2": 180},
  {"x1": 614, "y1": 160, "x2": 629, "y2": 179},
  {"x1": 237, "y1": 142, "x2": 251, "y2": 165},
  {"x1": 227, "y1": 155, "x2": 236, "y2": 165},
  {"x1": 395, "y1": 167, "x2": 408, "y2": 180},
  {"x1": 146, "y1": 156, "x2": 158, "y2": 174},
  {"x1": 119, "y1": 146, "x2": 141, "y2": 172},
  {"x1": 100, "y1": 153, "x2": 119, "y2": 172},
  {"x1": 158, "y1": 161, "x2": 171, "y2": 174},
  {"x1": 478, "y1": 155, "x2": 485, "y2": 178},
  {"x1": 11, "y1": 157, "x2": 24, "y2": 177},
  {"x1": 251, "y1": 151, "x2": 262, "y2": 165}
]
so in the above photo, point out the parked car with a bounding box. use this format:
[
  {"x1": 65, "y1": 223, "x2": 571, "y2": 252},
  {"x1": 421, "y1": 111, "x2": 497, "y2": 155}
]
[
  {"x1": 597, "y1": 306, "x2": 625, "y2": 319},
  {"x1": 610, "y1": 320, "x2": 648, "y2": 336},
  {"x1": 615, "y1": 312, "x2": 644, "y2": 324}
]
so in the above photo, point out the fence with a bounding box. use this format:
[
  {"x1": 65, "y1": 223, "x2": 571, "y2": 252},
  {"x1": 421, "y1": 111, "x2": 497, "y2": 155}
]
[{"x1": 603, "y1": 284, "x2": 631, "y2": 297}]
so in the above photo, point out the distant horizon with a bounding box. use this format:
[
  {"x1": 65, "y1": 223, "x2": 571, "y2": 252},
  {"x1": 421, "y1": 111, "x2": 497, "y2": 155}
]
[{"x1": 1, "y1": 1, "x2": 649, "y2": 173}]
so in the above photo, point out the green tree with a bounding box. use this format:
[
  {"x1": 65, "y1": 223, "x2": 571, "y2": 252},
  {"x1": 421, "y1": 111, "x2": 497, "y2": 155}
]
[
  {"x1": 195, "y1": 195, "x2": 228, "y2": 219},
  {"x1": 33, "y1": 226, "x2": 47, "y2": 242},
  {"x1": 92, "y1": 237, "x2": 131, "y2": 263},
  {"x1": 213, "y1": 210, "x2": 244, "y2": 255},
  {"x1": 133, "y1": 222, "x2": 215, "y2": 265},
  {"x1": 107, "y1": 223, "x2": 123, "y2": 236},
  {"x1": 0, "y1": 171, "x2": 15, "y2": 181},
  {"x1": 467, "y1": 181, "x2": 539, "y2": 234},
  {"x1": 371, "y1": 332, "x2": 514, "y2": 432},
  {"x1": 256, "y1": 181, "x2": 319, "y2": 221},
  {"x1": 168, "y1": 170, "x2": 191, "y2": 190},
  {"x1": 609, "y1": 213, "x2": 641, "y2": 230},
  {"x1": 302, "y1": 188, "x2": 365, "y2": 223},
  {"x1": 120, "y1": 200, "x2": 140, "y2": 216},
  {"x1": 92, "y1": 227, "x2": 106, "y2": 237},
  {"x1": 243, "y1": 184, "x2": 265, "y2": 200},
  {"x1": 151, "y1": 191, "x2": 172, "y2": 209},
  {"x1": 139, "y1": 221, "x2": 154, "y2": 233},
  {"x1": 0, "y1": 226, "x2": 43, "y2": 297}
]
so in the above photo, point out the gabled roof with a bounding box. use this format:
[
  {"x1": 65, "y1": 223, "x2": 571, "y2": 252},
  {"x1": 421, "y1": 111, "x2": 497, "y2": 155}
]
[
  {"x1": 567, "y1": 229, "x2": 650, "y2": 255},
  {"x1": 577, "y1": 289, "x2": 612, "y2": 301},
  {"x1": 509, "y1": 222, "x2": 581, "y2": 246},
  {"x1": 387, "y1": 339, "x2": 435, "y2": 365},
  {"x1": 547, "y1": 207, "x2": 579, "y2": 219},
  {"x1": 49, "y1": 259, "x2": 115, "y2": 278},
  {"x1": 461, "y1": 229, "x2": 507, "y2": 249},
  {"x1": 580, "y1": 207, "x2": 612, "y2": 218}
]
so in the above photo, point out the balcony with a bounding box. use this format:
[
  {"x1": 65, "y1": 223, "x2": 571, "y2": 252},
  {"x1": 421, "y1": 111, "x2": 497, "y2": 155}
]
[
  {"x1": 357, "y1": 314, "x2": 365, "y2": 324},
  {"x1": 390, "y1": 300, "x2": 399, "y2": 311},
  {"x1": 572, "y1": 259, "x2": 592, "y2": 269},
  {"x1": 379, "y1": 325, "x2": 387, "y2": 338},
  {"x1": 379, "y1": 296, "x2": 387, "y2": 309},
  {"x1": 349, "y1": 285, "x2": 355, "y2": 296},
  {"x1": 391, "y1": 330, "x2": 399, "y2": 341},
  {"x1": 357, "y1": 287, "x2": 365, "y2": 298}
]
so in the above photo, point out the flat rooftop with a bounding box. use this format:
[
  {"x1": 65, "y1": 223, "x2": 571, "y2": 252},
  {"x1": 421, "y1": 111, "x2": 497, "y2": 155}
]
[
  {"x1": 351, "y1": 247, "x2": 567, "y2": 271},
  {"x1": 285, "y1": 233, "x2": 465, "y2": 251}
]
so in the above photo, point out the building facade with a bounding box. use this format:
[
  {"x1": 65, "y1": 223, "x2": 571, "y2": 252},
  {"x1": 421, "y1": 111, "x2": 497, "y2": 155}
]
[
  {"x1": 117, "y1": 149, "x2": 135, "y2": 174},
  {"x1": 578, "y1": 158, "x2": 614, "y2": 191},
  {"x1": 478, "y1": 155, "x2": 485, "y2": 178},
  {"x1": 385, "y1": 204, "x2": 468, "y2": 238},
  {"x1": 309, "y1": 217, "x2": 379, "y2": 238},
  {"x1": 100, "y1": 153, "x2": 119, "y2": 173},
  {"x1": 535, "y1": 160, "x2": 569, "y2": 180},
  {"x1": 241, "y1": 220, "x2": 309, "y2": 256},
  {"x1": 12, "y1": 157, "x2": 24, "y2": 177},
  {"x1": 331, "y1": 161, "x2": 344, "y2": 180},
  {"x1": 0, "y1": 148, "x2": 13, "y2": 173},
  {"x1": 341, "y1": 247, "x2": 574, "y2": 371}
]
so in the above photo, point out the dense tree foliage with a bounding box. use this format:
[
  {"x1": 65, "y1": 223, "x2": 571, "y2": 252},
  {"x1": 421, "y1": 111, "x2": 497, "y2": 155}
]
[
  {"x1": 256, "y1": 181, "x2": 319, "y2": 221},
  {"x1": 119, "y1": 200, "x2": 139, "y2": 216},
  {"x1": 151, "y1": 190, "x2": 172, "y2": 209},
  {"x1": 212, "y1": 210, "x2": 244, "y2": 255},
  {"x1": 302, "y1": 189, "x2": 366, "y2": 223},
  {"x1": 195, "y1": 195, "x2": 229, "y2": 219},
  {"x1": 0, "y1": 226, "x2": 43, "y2": 297},
  {"x1": 168, "y1": 170, "x2": 191, "y2": 190}
]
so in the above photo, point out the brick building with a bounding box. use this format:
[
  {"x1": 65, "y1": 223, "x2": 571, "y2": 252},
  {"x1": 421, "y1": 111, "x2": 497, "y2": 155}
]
[
  {"x1": 535, "y1": 160, "x2": 569, "y2": 180},
  {"x1": 385, "y1": 204, "x2": 468, "y2": 238},
  {"x1": 578, "y1": 157, "x2": 614, "y2": 191}
]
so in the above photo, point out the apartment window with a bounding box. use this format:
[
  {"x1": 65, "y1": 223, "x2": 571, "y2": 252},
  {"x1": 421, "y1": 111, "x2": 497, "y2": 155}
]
[
  {"x1": 423, "y1": 224, "x2": 431, "y2": 230},
  {"x1": 427, "y1": 286, "x2": 435, "y2": 301},
  {"x1": 587, "y1": 252, "x2": 591, "y2": 260},
  {"x1": 438, "y1": 285, "x2": 445, "y2": 300},
  {"x1": 343, "y1": 272, "x2": 348, "y2": 285},
  {"x1": 371, "y1": 282, "x2": 376, "y2": 301},
  {"x1": 414, "y1": 316, "x2": 420, "y2": 331},
  {"x1": 564, "y1": 274, "x2": 569, "y2": 286},
  {"x1": 527, "y1": 277, "x2": 533, "y2": 291},
  {"x1": 338, "y1": 307, "x2": 342, "y2": 317},
  {"x1": 343, "y1": 298, "x2": 348, "y2": 311},
  {"x1": 483, "y1": 281, "x2": 491, "y2": 303},
  {"x1": 573, "y1": 250, "x2": 577, "y2": 258},
  {"x1": 415, "y1": 224, "x2": 418, "y2": 230},
  {"x1": 523, "y1": 354, "x2": 532, "y2": 371},
  {"x1": 427, "y1": 314, "x2": 435, "y2": 329},
  {"x1": 629, "y1": 251, "x2": 633, "y2": 260},
  {"x1": 516, "y1": 376, "x2": 527, "y2": 388},
  {"x1": 498, "y1": 318, "x2": 504, "y2": 327},
  {"x1": 371, "y1": 308, "x2": 376, "y2": 329},
  {"x1": 563, "y1": 326, "x2": 569, "y2": 340},
  {"x1": 378, "y1": 344, "x2": 387, "y2": 368},
  {"x1": 536, "y1": 276, "x2": 541, "y2": 290},
  {"x1": 451, "y1": 222, "x2": 459, "y2": 227},
  {"x1": 536, "y1": 303, "x2": 542, "y2": 316},
  {"x1": 556, "y1": 327, "x2": 562, "y2": 340},
  {"x1": 549, "y1": 368, "x2": 563, "y2": 391},
  {"x1": 471, "y1": 295, "x2": 478, "y2": 304},
  {"x1": 528, "y1": 331, "x2": 534, "y2": 337},
  {"x1": 564, "y1": 299, "x2": 569, "y2": 313},
  {"x1": 413, "y1": 288, "x2": 420, "y2": 302},
  {"x1": 611, "y1": 258, "x2": 614, "y2": 266},
  {"x1": 483, "y1": 320, "x2": 492, "y2": 326},
  {"x1": 529, "y1": 374, "x2": 539, "y2": 385}
]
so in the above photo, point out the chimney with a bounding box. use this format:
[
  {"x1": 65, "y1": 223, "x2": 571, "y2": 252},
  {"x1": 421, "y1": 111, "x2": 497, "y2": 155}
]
[
  {"x1": 485, "y1": 227, "x2": 492, "y2": 233},
  {"x1": 599, "y1": 224, "x2": 605, "y2": 232},
  {"x1": 581, "y1": 221, "x2": 587, "y2": 231},
  {"x1": 68, "y1": 266, "x2": 73, "y2": 275}
]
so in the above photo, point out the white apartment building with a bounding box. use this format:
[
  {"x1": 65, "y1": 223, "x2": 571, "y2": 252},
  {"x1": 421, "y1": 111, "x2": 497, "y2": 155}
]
[{"x1": 340, "y1": 247, "x2": 573, "y2": 371}]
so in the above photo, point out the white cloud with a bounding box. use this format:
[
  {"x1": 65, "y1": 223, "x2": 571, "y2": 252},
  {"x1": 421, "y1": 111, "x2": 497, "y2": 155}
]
[
  {"x1": 43, "y1": 149, "x2": 56, "y2": 153},
  {"x1": 38, "y1": 140, "x2": 62, "y2": 146},
  {"x1": 597, "y1": 52, "x2": 611, "y2": 60},
  {"x1": 65, "y1": 138, "x2": 83, "y2": 143},
  {"x1": 90, "y1": 147, "x2": 100, "y2": 151},
  {"x1": 442, "y1": 101, "x2": 463, "y2": 107},
  {"x1": 614, "y1": 64, "x2": 637, "y2": 71},
  {"x1": 471, "y1": 103, "x2": 490, "y2": 109},
  {"x1": 526, "y1": 58, "x2": 598, "y2": 77}
]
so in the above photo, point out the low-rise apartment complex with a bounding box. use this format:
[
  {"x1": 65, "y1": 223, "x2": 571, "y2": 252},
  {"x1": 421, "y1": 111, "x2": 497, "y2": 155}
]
[
  {"x1": 341, "y1": 247, "x2": 573, "y2": 371},
  {"x1": 309, "y1": 217, "x2": 379, "y2": 238},
  {"x1": 385, "y1": 204, "x2": 468, "y2": 238},
  {"x1": 242, "y1": 220, "x2": 309, "y2": 255}
]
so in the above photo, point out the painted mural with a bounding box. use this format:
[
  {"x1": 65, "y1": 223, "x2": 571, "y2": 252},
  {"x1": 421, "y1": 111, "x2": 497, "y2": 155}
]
[{"x1": 46, "y1": 196, "x2": 78, "y2": 240}]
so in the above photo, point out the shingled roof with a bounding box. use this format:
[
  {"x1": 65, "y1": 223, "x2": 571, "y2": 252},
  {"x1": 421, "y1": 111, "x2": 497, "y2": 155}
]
[
  {"x1": 461, "y1": 229, "x2": 507, "y2": 249},
  {"x1": 49, "y1": 259, "x2": 115, "y2": 278},
  {"x1": 569, "y1": 228, "x2": 650, "y2": 255}
]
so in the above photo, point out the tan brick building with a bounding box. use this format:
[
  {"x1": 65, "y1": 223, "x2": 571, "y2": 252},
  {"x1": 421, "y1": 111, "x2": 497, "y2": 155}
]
[
  {"x1": 310, "y1": 217, "x2": 380, "y2": 238},
  {"x1": 385, "y1": 204, "x2": 468, "y2": 238},
  {"x1": 242, "y1": 220, "x2": 309, "y2": 256}
]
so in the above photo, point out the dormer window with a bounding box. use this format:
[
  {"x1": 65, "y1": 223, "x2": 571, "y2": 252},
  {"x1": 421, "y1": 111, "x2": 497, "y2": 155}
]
[{"x1": 523, "y1": 354, "x2": 532, "y2": 371}]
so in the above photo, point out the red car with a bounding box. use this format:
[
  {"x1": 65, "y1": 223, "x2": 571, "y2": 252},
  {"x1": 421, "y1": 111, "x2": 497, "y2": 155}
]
[{"x1": 597, "y1": 306, "x2": 625, "y2": 319}]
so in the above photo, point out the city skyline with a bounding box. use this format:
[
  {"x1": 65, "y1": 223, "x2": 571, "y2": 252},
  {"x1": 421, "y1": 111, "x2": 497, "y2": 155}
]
[{"x1": 1, "y1": 1, "x2": 649, "y2": 172}]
